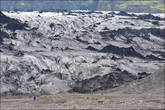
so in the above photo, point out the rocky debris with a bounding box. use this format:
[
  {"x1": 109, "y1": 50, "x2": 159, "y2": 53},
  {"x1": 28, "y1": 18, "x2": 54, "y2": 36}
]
[
  {"x1": 71, "y1": 71, "x2": 137, "y2": 93},
  {"x1": 138, "y1": 72, "x2": 151, "y2": 79},
  {"x1": 102, "y1": 67, "x2": 165, "y2": 95},
  {"x1": 134, "y1": 67, "x2": 165, "y2": 94},
  {"x1": 97, "y1": 97, "x2": 107, "y2": 104},
  {"x1": 1, "y1": 92, "x2": 164, "y2": 109}
]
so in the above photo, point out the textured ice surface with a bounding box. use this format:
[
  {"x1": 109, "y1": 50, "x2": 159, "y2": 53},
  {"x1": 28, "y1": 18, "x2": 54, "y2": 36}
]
[{"x1": 0, "y1": 11, "x2": 164, "y2": 95}]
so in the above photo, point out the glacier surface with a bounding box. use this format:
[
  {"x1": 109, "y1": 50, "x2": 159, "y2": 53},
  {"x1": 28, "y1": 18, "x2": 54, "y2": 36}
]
[{"x1": 0, "y1": 11, "x2": 164, "y2": 95}]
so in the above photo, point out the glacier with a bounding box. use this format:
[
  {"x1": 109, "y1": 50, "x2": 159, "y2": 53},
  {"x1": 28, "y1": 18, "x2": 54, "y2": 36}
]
[{"x1": 0, "y1": 11, "x2": 164, "y2": 95}]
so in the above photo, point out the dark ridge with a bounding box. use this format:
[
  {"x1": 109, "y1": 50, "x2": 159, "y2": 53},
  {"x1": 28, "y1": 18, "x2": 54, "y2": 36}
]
[
  {"x1": 137, "y1": 14, "x2": 164, "y2": 20},
  {"x1": 28, "y1": 27, "x2": 38, "y2": 31},
  {"x1": 14, "y1": 51, "x2": 24, "y2": 57},
  {"x1": 48, "y1": 35, "x2": 61, "y2": 41},
  {"x1": 111, "y1": 56, "x2": 118, "y2": 60},
  {"x1": 0, "y1": 30, "x2": 9, "y2": 44},
  {"x1": 93, "y1": 41, "x2": 101, "y2": 45},
  {"x1": 11, "y1": 32, "x2": 17, "y2": 39},
  {"x1": 152, "y1": 21, "x2": 159, "y2": 26},
  {"x1": 117, "y1": 11, "x2": 136, "y2": 17},
  {"x1": 0, "y1": 11, "x2": 28, "y2": 31},
  {"x1": 100, "y1": 27, "x2": 165, "y2": 40},
  {"x1": 75, "y1": 37, "x2": 89, "y2": 44},
  {"x1": 66, "y1": 12, "x2": 78, "y2": 16},
  {"x1": 103, "y1": 27, "x2": 109, "y2": 30},
  {"x1": 146, "y1": 54, "x2": 164, "y2": 61},
  {"x1": 152, "y1": 51, "x2": 165, "y2": 58},
  {"x1": 86, "y1": 46, "x2": 98, "y2": 51},
  {"x1": 0, "y1": 11, "x2": 11, "y2": 24},
  {"x1": 71, "y1": 71, "x2": 137, "y2": 93},
  {"x1": 5, "y1": 20, "x2": 28, "y2": 31},
  {"x1": 148, "y1": 28, "x2": 165, "y2": 38},
  {"x1": 100, "y1": 27, "x2": 143, "y2": 40},
  {"x1": 41, "y1": 69, "x2": 53, "y2": 74},
  {"x1": 2, "y1": 43, "x2": 15, "y2": 51},
  {"x1": 69, "y1": 10, "x2": 103, "y2": 15},
  {"x1": 99, "y1": 44, "x2": 144, "y2": 58},
  {"x1": 138, "y1": 72, "x2": 151, "y2": 79}
]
